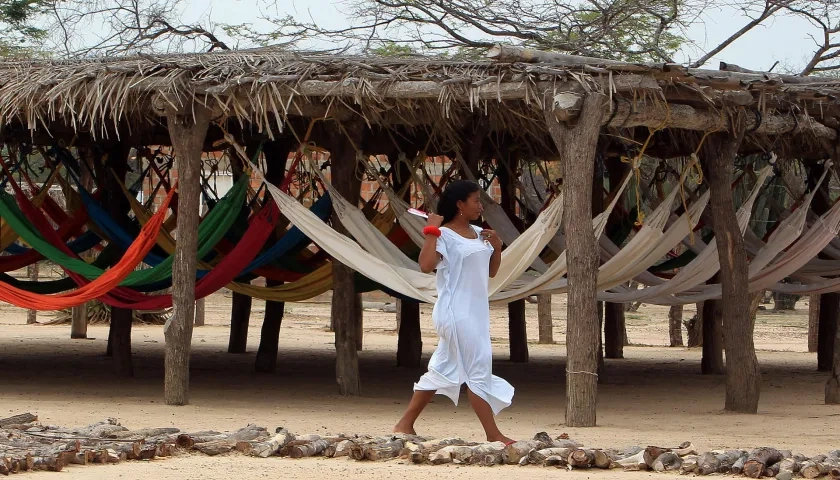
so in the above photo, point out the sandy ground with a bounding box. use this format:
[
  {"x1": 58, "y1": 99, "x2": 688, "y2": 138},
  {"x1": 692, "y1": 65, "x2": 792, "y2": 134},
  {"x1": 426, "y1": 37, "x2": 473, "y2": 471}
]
[{"x1": 0, "y1": 294, "x2": 837, "y2": 479}]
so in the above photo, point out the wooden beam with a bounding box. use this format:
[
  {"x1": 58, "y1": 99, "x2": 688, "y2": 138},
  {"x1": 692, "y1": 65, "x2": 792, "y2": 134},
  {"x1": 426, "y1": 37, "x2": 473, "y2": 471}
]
[
  {"x1": 396, "y1": 300, "x2": 422, "y2": 368},
  {"x1": 605, "y1": 102, "x2": 837, "y2": 140},
  {"x1": 702, "y1": 118, "x2": 761, "y2": 414},
  {"x1": 701, "y1": 298, "x2": 725, "y2": 374},
  {"x1": 537, "y1": 295, "x2": 553, "y2": 344},
  {"x1": 161, "y1": 99, "x2": 213, "y2": 406},
  {"x1": 228, "y1": 293, "x2": 252, "y2": 354},
  {"x1": 545, "y1": 92, "x2": 607, "y2": 427}
]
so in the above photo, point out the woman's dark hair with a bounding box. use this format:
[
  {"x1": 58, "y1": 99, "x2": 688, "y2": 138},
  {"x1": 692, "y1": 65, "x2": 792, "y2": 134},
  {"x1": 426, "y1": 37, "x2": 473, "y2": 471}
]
[{"x1": 437, "y1": 179, "x2": 481, "y2": 224}]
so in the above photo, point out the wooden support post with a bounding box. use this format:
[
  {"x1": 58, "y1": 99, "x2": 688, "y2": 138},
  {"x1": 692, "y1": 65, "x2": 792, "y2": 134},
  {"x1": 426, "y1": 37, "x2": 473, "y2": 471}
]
[
  {"x1": 686, "y1": 302, "x2": 704, "y2": 348},
  {"x1": 669, "y1": 305, "x2": 684, "y2": 347},
  {"x1": 355, "y1": 293, "x2": 364, "y2": 351},
  {"x1": 391, "y1": 154, "x2": 423, "y2": 367},
  {"x1": 326, "y1": 119, "x2": 364, "y2": 396},
  {"x1": 701, "y1": 290, "x2": 725, "y2": 374},
  {"x1": 194, "y1": 299, "x2": 205, "y2": 327},
  {"x1": 807, "y1": 164, "x2": 837, "y2": 372},
  {"x1": 194, "y1": 203, "x2": 207, "y2": 328},
  {"x1": 396, "y1": 300, "x2": 422, "y2": 367},
  {"x1": 70, "y1": 303, "x2": 88, "y2": 339},
  {"x1": 227, "y1": 144, "x2": 253, "y2": 353},
  {"x1": 110, "y1": 307, "x2": 133, "y2": 377},
  {"x1": 255, "y1": 279, "x2": 285, "y2": 373},
  {"x1": 604, "y1": 302, "x2": 625, "y2": 358},
  {"x1": 254, "y1": 138, "x2": 295, "y2": 373},
  {"x1": 827, "y1": 301, "x2": 840, "y2": 403},
  {"x1": 537, "y1": 295, "x2": 553, "y2": 344},
  {"x1": 545, "y1": 92, "x2": 607, "y2": 427},
  {"x1": 701, "y1": 121, "x2": 760, "y2": 413},
  {"x1": 228, "y1": 293, "x2": 252, "y2": 354},
  {"x1": 26, "y1": 263, "x2": 38, "y2": 324},
  {"x1": 809, "y1": 295, "x2": 820, "y2": 353},
  {"x1": 819, "y1": 294, "x2": 839, "y2": 371},
  {"x1": 161, "y1": 98, "x2": 212, "y2": 406},
  {"x1": 508, "y1": 300, "x2": 529, "y2": 362},
  {"x1": 497, "y1": 155, "x2": 529, "y2": 363},
  {"x1": 99, "y1": 142, "x2": 134, "y2": 377}
]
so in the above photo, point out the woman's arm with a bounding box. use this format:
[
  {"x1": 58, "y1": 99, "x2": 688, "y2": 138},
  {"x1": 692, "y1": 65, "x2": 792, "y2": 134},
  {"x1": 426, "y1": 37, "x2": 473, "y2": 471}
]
[
  {"x1": 418, "y1": 213, "x2": 444, "y2": 274},
  {"x1": 482, "y1": 229, "x2": 503, "y2": 278}
]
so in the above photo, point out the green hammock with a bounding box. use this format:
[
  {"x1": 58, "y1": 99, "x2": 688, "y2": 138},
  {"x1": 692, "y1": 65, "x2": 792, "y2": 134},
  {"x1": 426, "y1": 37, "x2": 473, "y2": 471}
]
[{"x1": 0, "y1": 176, "x2": 248, "y2": 287}]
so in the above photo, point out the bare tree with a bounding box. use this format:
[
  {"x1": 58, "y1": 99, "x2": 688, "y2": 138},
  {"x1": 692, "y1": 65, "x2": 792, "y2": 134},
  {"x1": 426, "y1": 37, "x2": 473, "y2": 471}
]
[
  {"x1": 784, "y1": 0, "x2": 839, "y2": 75},
  {"x1": 44, "y1": 0, "x2": 235, "y2": 57}
]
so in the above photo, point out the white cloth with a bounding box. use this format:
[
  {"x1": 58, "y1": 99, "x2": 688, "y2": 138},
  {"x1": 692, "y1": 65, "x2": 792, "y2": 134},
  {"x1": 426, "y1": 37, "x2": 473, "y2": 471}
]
[{"x1": 414, "y1": 225, "x2": 514, "y2": 415}]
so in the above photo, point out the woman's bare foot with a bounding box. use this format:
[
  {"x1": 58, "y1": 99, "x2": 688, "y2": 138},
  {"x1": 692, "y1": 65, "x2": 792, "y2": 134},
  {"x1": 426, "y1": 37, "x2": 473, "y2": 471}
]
[
  {"x1": 487, "y1": 435, "x2": 515, "y2": 444},
  {"x1": 392, "y1": 422, "x2": 416, "y2": 435}
]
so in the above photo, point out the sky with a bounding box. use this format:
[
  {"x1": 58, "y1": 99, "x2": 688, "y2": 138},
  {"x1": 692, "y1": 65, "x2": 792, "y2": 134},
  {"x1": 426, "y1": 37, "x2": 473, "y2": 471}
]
[{"x1": 60, "y1": 0, "x2": 832, "y2": 73}]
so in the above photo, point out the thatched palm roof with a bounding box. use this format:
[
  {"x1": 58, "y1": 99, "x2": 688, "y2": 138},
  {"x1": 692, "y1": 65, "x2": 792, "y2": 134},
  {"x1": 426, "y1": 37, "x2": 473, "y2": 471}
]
[{"x1": 0, "y1": 46, "x2": 837, "y2": 157}]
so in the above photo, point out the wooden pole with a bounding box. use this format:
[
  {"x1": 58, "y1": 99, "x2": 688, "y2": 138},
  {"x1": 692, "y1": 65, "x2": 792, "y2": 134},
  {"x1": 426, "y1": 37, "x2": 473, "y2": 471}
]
[
  {"x1": 392, "y1": 154, "x2": 423, "y2": 367},
  {"x1": 701, "y1": 121, "x2": 760, "y2": 414},
  {"x1": 194, "y1": 203, "x2": 207, "y2": 327},
  {"x1": 25, "y1": 262, "x2": 38, "y2": 324},
  {"x1": 162, "y1": 98, "x2": 212, "y2": 406},
  {"x1": 544, "y1": 92, "x2": 607, "y2": 427},
  {"x1": 604, "y1": 303, "x2": 625, "y2": 358},
  {"x1": 255, "y1": 279, "x2": 285, "y2": 373},
  {"x1": 809, "y1": 295, "x2": 820, "y2": 353},
  {"x1": 497, "y1": 156, "x2": 529, "y2": 363},
  {"x1": 808, "y1": 163, "x2": 837, "y2": 372},
  {"x1": 669, "y1": 305, "x2": 684, "y2": 347},
  {"x1": 327, "y1": 119, "x2": 365, "y2": 396},
  {"x1": 227, "y1": 293, "x2": 252, "y2": 354},
  {"x1": 100, "y1": 142, "x2": 134, "y2": 377},
  {"x1": 227, "y1": 144, "x2": 254, "y2": 353},
  {"x1": 396, "y1": 300, "x2": 422, "y2": 367},
  {"x1": 70, "y1": 302, "x2": 88, "y2": 339},
  {"x1": 537, "y1": 295, "x2": 553, "y2": 344},
  {"x1": 827, "y1": 301, "x2": 840, "y2": 403},
  {"x1": 604, "y1": 156, "x2": 628, "y2": 358},
  {"x1": 254, "y1": 139, "x2": 294, "y2": 373},
  {"x1": 355, "y1": 293, "x2": 364, "y2": 351},
  {"x1": 819, "y1": 294, "x2": 839, "y2": 371}
]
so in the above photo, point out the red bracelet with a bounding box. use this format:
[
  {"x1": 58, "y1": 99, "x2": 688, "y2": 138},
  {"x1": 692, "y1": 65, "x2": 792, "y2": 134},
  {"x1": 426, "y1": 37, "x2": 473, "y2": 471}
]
[{"x1": 423, "y1": 226, "x2": 442, "y2": 237}]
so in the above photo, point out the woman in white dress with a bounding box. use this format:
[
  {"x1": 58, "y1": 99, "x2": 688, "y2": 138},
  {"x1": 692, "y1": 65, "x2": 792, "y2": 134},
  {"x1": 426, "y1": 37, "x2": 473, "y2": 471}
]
[{"x1": 393, "y1": 180, "x2": 515, "y2": 444}]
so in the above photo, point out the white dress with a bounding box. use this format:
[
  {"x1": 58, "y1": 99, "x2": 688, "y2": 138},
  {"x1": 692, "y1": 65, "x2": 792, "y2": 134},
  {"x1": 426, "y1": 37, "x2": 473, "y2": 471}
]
[{"x1": 413, "y1": 224, "x2": 515, "y2": 415}]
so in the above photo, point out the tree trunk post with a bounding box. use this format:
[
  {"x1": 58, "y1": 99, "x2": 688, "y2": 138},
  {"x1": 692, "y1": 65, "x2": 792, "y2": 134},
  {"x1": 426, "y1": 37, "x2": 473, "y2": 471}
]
[
  {"x1": 701, "y1": 291, "x2": 725, "y2": 374},
  {"x1": 327, "y1": 119, "x2": 365, "y2": 396},
  {"x1": 194, "y1": 202, "x2": 207, "y2": 327},
  {"x1": 819, "y1": 293, "x2": 839, "y2": 372},
  {"x1": 255, "y1": 279, "x2": 285, "y2": 373},
  {"x1": 355, "y1": 293, "x2": 364, "y2": 351},
  {"x1": 71, "y1": 302, "x2": 88, "y2": 339},
  {"x1": 99, "y1": 142, "x2": 134, "y2": 376},
  {"x1": 228, "y1": 293, "x2": 252, "y2": 354},
  {"x1": 508, "y1": 300, "x2": 529, "y2": 362},
  {"x1": 826, "y1": 302, "x2": 840, "y2": 403},
  {"x1": 604, "y1": 302, "x2": 625, "y2": 358},
  {"x1": 701, "y1": 121, "x2": 760, "y2": 413},
  {"x1": 26, "y1": 262, "x2": 38, "y2": 324},
  {"x1": 497, "y1": 155, "x2": 529, "y2": 363},
  {"x1": 111, "y1": 307, "x2": 134, "y2": 377},
  {"x1": 253, "y1": 139, "x2": 295, "y2": 373},
  {"x1": 537, "y1": 295, "x2": 553, "y2": 344},
  {"x1": 396, "y1": 300, "x2": 423, "y2": 367},
  {"x1": 194, "y1": 298, "x2": 205, "y2": 327},
  {"x1": 545, "y1": 92, "x2": 607, "y2": 427},
  {"x1": 809, "y1": 294, "x2": 821, "y2": 353},
  {"x1": 161, "y1": 98, "x2": 212, "y2": 406},
  {"x1": 668, "y1": 305, "x2": 684, "y2": 347}
]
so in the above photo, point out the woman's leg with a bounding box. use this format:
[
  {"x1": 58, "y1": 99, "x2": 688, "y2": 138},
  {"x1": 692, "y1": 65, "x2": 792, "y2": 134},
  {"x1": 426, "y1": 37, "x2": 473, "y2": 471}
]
[
  {"x1": 467, "y1": 389, "x2": 513, "y2": 443},
  {"x1": 393, "y1": 390, "x2": 436, "y2": 434}
]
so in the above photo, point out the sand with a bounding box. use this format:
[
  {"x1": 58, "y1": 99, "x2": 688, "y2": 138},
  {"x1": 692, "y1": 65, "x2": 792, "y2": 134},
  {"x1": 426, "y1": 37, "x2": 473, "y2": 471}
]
[{"x1": 1, "y1": 294, "x2": 837, "y2": 479}]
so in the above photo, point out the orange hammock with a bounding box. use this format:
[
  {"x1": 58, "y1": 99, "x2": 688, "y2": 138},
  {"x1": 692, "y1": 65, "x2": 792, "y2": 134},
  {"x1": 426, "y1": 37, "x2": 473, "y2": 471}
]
[{"x1": 0, "y1": 187, "x2": 175, "y2": 310}]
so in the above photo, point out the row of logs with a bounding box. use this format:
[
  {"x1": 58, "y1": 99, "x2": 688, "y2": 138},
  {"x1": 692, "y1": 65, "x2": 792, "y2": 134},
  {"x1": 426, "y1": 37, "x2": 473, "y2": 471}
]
[{"x1": 2, "y1": 414, "x2": 839, "y2": 479}]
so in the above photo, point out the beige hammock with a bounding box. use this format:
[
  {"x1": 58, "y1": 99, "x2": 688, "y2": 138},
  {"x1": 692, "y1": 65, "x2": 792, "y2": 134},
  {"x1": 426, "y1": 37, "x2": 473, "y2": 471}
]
[{"x1": 597, "y1": 166, "x2": 773, "y2": 303}]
